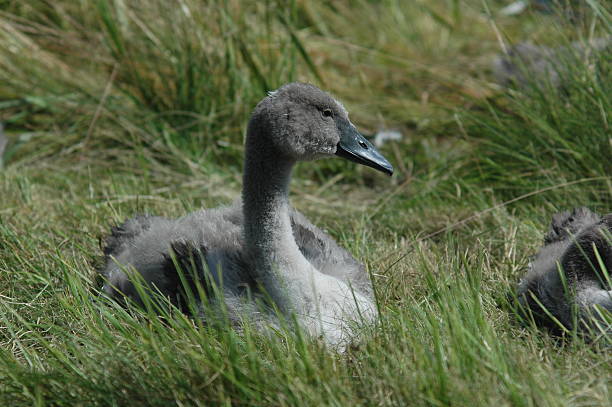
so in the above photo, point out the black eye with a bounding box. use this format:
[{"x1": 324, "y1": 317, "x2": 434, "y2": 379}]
[
  {"x1": 358, "y1": 140, "x2": 368, "y2": 149},
  {"x1": 322, "y1": 109, "x2": 333, "y2": 118}
]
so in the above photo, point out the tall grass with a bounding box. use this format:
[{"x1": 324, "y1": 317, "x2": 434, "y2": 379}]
[
  {"x1": 0, "y1": 0, "x2": 314, "y2": 165},
  {"x1": 462, "y1": 37, "x2": 610, "y2": 202}
]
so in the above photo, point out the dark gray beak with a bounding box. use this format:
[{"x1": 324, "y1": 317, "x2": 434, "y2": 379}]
[{"x1": 335, "y1": 118, "x2": 393, "y2": 176}]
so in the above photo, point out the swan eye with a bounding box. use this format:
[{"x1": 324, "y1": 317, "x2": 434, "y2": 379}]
[{"x1": 322, "y1": 109, "x2": 333, "y2": 118}]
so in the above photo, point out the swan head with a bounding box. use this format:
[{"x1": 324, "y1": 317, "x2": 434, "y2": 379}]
[{"x1": 248, "y1": 82, "x2": 393, "y2": 175}]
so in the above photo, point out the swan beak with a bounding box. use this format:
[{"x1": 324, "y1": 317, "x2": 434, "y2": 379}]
[{"x1": 335, "y1": 119, "x2": 394, "y2": 176}]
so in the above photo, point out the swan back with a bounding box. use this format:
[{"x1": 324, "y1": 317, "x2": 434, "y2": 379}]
[{"x1": 517, "y1": 207, "x2": 612, "y2": 337}]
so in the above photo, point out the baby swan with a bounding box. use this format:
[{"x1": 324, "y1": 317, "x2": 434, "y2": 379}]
[
  {"x1": 100, "y1": 82, "x2": 393, "y2": 347},
  {"x1": 516, "y1": 207, "x2": 611, "y2": 341}
]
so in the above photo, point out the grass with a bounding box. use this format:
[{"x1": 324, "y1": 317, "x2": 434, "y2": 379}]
[{"x1": 0, "y1": 0, "x2": 611, "y2": 405}]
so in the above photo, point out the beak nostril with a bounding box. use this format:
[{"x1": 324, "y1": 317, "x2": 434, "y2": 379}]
[{"x1": 336, "y1": 120, "x2": 393, "y2": 175}]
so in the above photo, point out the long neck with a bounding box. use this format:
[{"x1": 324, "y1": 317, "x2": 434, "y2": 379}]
[{"x1": 242, "y1": 139, "x2": 310, "y2": 279}]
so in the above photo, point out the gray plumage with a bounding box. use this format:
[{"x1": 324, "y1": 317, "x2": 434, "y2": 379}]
[
  {"x1": 492, "y1": 37, "x2": 610, "y2": 88},
  {"x1": 517, "y1": 207, "x2": 611, "y2": 340},
  {"x1": 99, "y1": 82, "x2": 393, "y2": 347}
]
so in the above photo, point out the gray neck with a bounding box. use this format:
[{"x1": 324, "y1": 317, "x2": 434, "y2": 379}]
[{"x1": 242, "y1": 141, "x2": 308, "y2": 278}]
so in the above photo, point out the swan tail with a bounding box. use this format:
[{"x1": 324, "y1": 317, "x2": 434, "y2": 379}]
[
  {"x1": 101, "y1": 215, "x2": 157, "y2": 260},
  {"x1": 162, "y1": 240, "x2": 211, "y2": 313}
]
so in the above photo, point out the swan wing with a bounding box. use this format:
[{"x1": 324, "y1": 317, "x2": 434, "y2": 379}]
[{"x1": 289, "y1": 207, "x2": 374, "y2": 298}]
